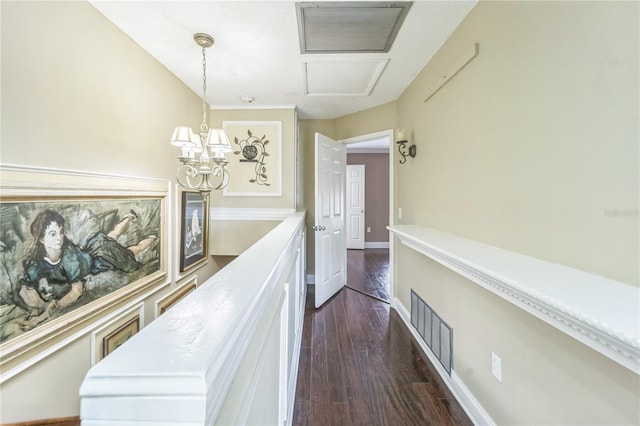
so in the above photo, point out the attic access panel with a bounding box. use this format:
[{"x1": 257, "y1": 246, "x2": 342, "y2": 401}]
[{"x1": 296, "y1": 2, "x2": 412, "y2": 54}]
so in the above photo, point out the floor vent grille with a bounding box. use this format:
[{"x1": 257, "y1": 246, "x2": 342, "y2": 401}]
[{"x1": 410, "y1": 289, "x2": 453, "y2": 375}]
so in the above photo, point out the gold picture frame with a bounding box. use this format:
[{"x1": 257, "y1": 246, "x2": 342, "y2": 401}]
[
  {"x1": 158, "y1": 279, "x2": 197, "y2": 316},
  {"x1": 102, "y1": 315, "x2": 140, "y2": 358},
  {"x1": 0, "y1": 165, "x2": 168, "y2": 376}
]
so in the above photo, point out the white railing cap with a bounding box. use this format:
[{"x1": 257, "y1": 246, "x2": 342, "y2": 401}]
[{"x1": 81, "y1": 211, "x2": 306, "y2": 424}]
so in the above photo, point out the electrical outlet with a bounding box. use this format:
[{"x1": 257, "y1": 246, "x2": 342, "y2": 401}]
[
  {"x1": 491, "y1": 352, "x2": 502, "y2": 383},
  {"x1": 398, "y1": 207, "x2": 403, "y2": 220},
  {"x1": 367, "y1": 227, "x2": 371, "y2": 233}
]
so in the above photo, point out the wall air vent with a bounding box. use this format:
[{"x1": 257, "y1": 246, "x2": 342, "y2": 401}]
[
  {"x1": 411, "y1": 289, "x2": 452, "y2": 375},
  {"x1": 296, "y1": 2, "x2": 413, "y2": 54}
]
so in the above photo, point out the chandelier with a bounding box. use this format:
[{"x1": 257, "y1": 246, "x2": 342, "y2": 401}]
[{"x1": 170, "y1": 33, "x2": 231, "y2": 195}]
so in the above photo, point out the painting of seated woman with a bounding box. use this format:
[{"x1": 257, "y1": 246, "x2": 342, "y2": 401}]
[{"x1": 0, "y1": 200, "x2": 161, "y2": 343}]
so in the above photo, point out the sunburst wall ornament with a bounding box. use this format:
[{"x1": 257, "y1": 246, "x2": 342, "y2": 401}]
[{"x1": 232, "y1": 129, "x2": 271, "y2": 186}]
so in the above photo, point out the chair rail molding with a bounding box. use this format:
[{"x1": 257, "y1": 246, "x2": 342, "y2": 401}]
[{"x1": 388, "y1": 225, "x2": 640, "y2": 375}]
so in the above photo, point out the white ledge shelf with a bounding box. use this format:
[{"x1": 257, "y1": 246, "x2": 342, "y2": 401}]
[{"x1": 388, "y1": 225, "x2": 640, "y2": 374}]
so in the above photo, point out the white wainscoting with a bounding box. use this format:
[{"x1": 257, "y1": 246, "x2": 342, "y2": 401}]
[{"x1": 80, "y1": 211, "x2": 307, "y2": 425}]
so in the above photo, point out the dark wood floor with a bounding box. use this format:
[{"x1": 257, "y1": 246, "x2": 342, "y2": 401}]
[
  {"x1": 346, "y1": 248, "x2": 390, "y2": 302},
  {"x1": 292, "y1": 286, "x2": 472, "y2": 426}
]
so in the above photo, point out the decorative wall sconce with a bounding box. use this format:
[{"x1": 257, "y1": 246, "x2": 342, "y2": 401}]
[{"x1": 396, "y1": 130, "x2": 416, "y2": 164}]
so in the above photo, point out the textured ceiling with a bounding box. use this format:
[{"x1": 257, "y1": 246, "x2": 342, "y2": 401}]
[{"x1": 89, "y1": 0, "x2": 476, "y2": 119}]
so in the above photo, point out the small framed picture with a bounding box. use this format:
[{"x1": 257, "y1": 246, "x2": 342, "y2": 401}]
[
  {"x1": 179, "y1": 191, "x2": 209, "y2": 272},
  {"x1": 102, "y1": 316, "x2": 140, "y2": 358},
  {"x1": 157, "y1": 278, "x2": 197, "y2": 316}
]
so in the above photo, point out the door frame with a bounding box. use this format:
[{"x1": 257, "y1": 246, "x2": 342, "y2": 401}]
[{"x1": 340, "y1": 129, "x2": 394, "y2": 302}]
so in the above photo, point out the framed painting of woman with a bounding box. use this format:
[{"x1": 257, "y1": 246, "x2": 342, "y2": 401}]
[{"x1": 0, "y1": 165, "x2": 168, "y2": 374}]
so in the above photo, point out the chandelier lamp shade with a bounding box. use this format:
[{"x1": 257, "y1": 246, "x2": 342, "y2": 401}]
[{"x1": 170, "y1": 33, "x2": 232, "y2": 195}]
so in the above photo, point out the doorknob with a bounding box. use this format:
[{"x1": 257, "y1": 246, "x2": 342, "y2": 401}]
[{"x1": 312, "y1": 225, "x2": 326, "y2": 231}]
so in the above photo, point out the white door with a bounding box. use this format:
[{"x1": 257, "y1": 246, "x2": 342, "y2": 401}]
[
  {"x1": 314, "y1": 133, "x2": 346, "y2": 308},
  {"x1": 346, "y1": 164, "x2": 365, "y2": 250}
]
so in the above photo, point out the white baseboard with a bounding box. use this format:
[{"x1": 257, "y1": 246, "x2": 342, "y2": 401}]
[
  {"x1": 394, "y1": 297, "x2": 495, "y2": 426},
  {"x1": 365, "y1": 242, "x2": 390, "y2": 249},
  {"x1": 306, "y1": 274, "x2": 315, "y2": 285}
]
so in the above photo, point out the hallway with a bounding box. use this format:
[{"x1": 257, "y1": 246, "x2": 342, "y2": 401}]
[
  {"x1": 292, "y1": 284, "x2": 472, "y2": 425},
  {"x1": 346, "y1": 248, "x2": 390, "y2": 302}
]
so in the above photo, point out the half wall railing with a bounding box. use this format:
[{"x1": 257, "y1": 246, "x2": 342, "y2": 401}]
[{"x1": 80, "y1": 210, "x2": 307, "y2": 425}]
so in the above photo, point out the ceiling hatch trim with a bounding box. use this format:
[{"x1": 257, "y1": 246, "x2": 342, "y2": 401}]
[
  {"x1": 302, "y1": 57, "x2": 389, "y2": 96},
  {"x1": 296, "y1": 1, "x2": 413, "y2": 54}
]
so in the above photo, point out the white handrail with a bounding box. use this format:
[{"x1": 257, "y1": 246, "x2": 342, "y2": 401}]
[{"x1": 80, "y1": 210, "x2": 307, "y2": 425}]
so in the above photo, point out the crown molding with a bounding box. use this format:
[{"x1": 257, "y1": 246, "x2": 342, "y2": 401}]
[{"x1": 210, "y1": 105, "x2": 297, "y2": 111}]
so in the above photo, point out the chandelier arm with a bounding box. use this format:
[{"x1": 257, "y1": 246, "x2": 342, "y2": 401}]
[
  {"x1": 186, "y1": 170, "x2": 204, "y2": 190},
  {"x1": 212, "y1": 165, "x2": 230, "y2": 190},
  {"x1": 176, "y1": 164, "x2": 203, "y2": 190}
]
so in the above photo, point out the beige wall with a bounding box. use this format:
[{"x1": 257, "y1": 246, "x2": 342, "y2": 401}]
[
  {"x1": 347, "y1": 154, "x2": 390, "y2": 243},
  {"x1": 210, "y1": 221, "x2": 279, "y2": 255},
  {"x1": 0, "y1": 1, "x2": 221, "y2": 422},
  {"x1": 396, "y1": 0, "x2": 638, "y2": 286},
  {"x1": 394, "y1": 1, "x2": 639, "y2": 424},
  {"x1": 333, "y1": 101, "x2": 397, "y2": 141},
  {"x1": 208, "y1": 108, "x2": 297, "y2": 256},
  {"x1": 396, "y1": 246, "x2": 640, "y2": 425},
  {"x1": 1, "y1": 2, "x2": 194, "y2": 179}
]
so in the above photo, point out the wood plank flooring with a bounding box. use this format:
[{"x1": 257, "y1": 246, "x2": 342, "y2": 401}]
[
  {"x1": 292, "y1": 286, "x2": 472, "y2": 426},
  {"x1": 346, "y1": 248, "x2": 390, "y2": 302}
]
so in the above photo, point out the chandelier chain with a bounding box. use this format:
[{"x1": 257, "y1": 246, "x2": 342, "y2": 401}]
[{"x1": 200, "y1": 45, "x2": 208, "y2": 134}]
